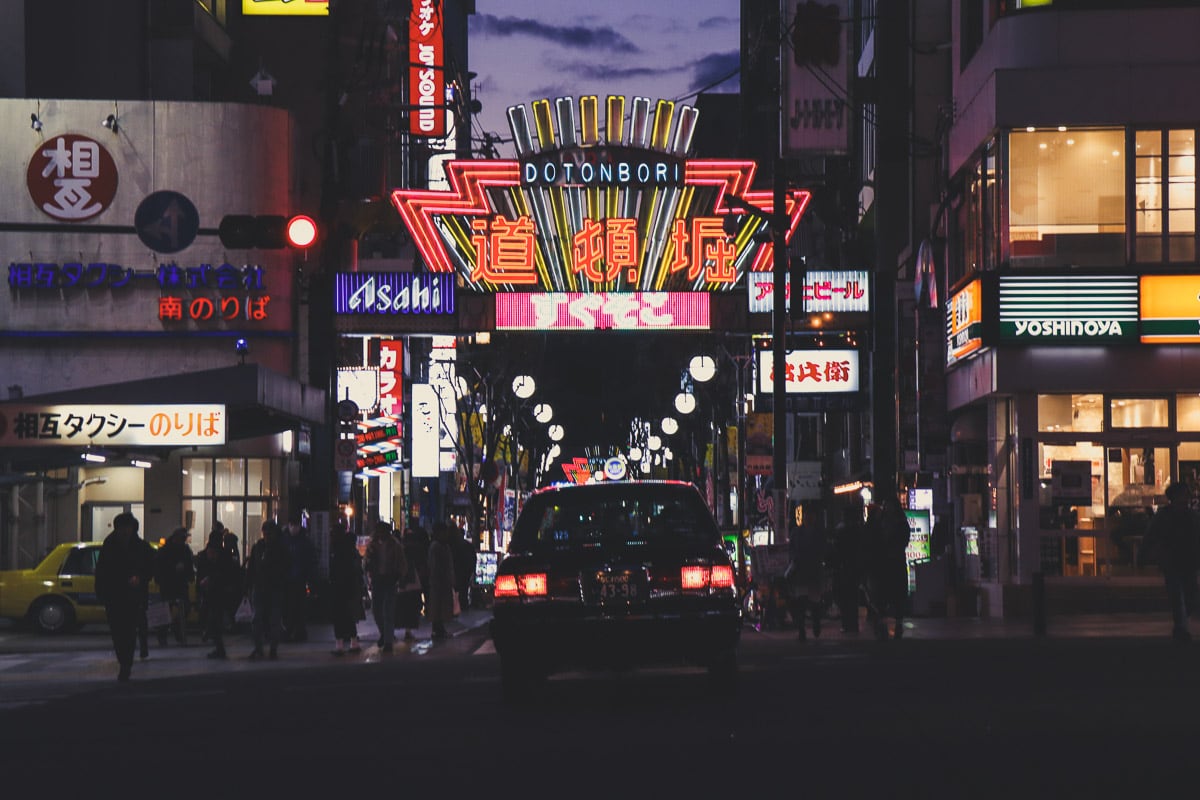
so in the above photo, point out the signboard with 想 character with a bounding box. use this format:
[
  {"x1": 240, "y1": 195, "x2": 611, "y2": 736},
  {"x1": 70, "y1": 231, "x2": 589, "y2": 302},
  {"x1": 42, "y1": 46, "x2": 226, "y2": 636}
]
[{"x1": 0, "y1": 404, "x2": 226, "y2": 447}]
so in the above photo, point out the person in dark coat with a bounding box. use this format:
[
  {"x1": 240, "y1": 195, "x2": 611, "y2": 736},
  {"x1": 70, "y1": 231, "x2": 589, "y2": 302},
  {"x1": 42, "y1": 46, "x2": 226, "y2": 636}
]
[
  {"x1": 196, "y1": 529, "x2": 238, "y2": 659},
  {"x1": 397, "y1": 526, "x2": 428, "y2": 641},
  {"x1": 153, "y1": 527, "x2": 195, "y2": 646},
  {"x1": 329, "y1": 521, "x2": 364, "y2": 655},
  {"x1": 786, "y1": 503, "x2": 827, "y2": 640},
  {"x1": 831, "y1": 506, "x2": 865, "y2": 633},
  {"x1": 1141, "y1": 481, "x2": 1200, "y2": 642},
  {"x1": 244, "y1": 519, "x2": 291, "y2": 659},
  {"x1": 95, "y1": 512, "x2": 155, "y2": 681},
  {"x1": 451, "y1": 524, "x2": 477, "y2": 613},
  {"x1": 282, "y1": 510, "x2": 317, "y2": 643},
  {"x1": 364, "y1": 520, "x2": 406, "y2": 653},
  {"x1": 427, "y1": 522, "x2": 457, "y2": 640},
  {"x1": 866, "y1": 497, "x2": 911, "y2": 640}
]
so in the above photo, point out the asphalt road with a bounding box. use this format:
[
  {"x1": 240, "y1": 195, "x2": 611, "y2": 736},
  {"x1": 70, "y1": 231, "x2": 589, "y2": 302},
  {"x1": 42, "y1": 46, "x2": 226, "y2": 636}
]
[{"x1": 1, "y1": 622, "x2": 1196, "y2": 797}]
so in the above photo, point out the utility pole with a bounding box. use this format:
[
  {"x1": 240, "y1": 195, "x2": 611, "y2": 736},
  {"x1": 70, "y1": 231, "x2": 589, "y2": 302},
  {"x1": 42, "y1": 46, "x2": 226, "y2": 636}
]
[{"x1": 772, "y1": 158, "x2": 789, "y2": 543}]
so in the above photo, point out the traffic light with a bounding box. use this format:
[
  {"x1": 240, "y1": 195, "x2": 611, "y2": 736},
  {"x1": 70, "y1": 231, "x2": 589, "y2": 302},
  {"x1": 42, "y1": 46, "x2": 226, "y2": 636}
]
[
  {"x1": 218, "y1": 214, "x2": 319, "y2": 249},
  {"x1": 792, "y1": 1, "x2": 841, "y2": 68}
]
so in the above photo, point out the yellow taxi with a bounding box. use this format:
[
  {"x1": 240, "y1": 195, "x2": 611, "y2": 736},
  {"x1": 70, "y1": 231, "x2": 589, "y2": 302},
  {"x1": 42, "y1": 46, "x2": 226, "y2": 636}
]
[{"x1": 0, "y1": 541, "x2": 199, "y2": 634}]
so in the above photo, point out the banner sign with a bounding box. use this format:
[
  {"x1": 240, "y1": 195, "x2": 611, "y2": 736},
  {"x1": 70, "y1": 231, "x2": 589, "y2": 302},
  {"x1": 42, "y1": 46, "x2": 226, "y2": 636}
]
[
  {"x1": 242, "y1": 0, "x2": 328, "y2": 15},
  {"x1": 782, "y1": 0, "x2": 851, "y2": 156},
  {"x1": 378, "y1": 340, "x2": 403, "y2": 415},
  {"x1": 334, "y1": 272, "x2": 455, "y2": 315},
  {"x1": 392, "y1": 95, "x2": 810, "y2": 293},
  {"x1": 757, "y1": 350, "x2": 860, "y2": 394},
  {"x1": 999, "y1": 274, "x2": 1137, "y2": 342},
  {"x1": 748, "y1": 270, "x2": 870, "y2": 314},
  {"x1": 1140, "y1": 274, "x2": 1200, "y2": 343},
  {"x1": 411, "y1": 384, "x2": 439, "y2": 478},
  {"x1": 0, "y1": 404, "x2": 226, "y2": 447},
  {"x1": 946, "y1": 279, "x2": 983, "y2": 365},
  {"x1": 495, "y1": 291, "x2": 709, "y2": 330},
  {"x1": 409, "y1": 0, "x2": 446, "y2": 137}
]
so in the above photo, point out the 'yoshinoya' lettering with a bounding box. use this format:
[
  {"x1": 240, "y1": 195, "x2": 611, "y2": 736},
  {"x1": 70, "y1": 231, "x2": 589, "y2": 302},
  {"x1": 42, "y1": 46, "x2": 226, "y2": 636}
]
[{"x1": 1013, "y1": 319, "x2": 1127, "y2": 337}]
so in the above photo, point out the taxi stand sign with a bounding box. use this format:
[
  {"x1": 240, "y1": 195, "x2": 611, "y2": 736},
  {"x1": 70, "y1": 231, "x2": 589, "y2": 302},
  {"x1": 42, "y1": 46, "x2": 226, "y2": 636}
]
[{"x1": 0, "y1": 404, "x2": 226, "y2": 447}]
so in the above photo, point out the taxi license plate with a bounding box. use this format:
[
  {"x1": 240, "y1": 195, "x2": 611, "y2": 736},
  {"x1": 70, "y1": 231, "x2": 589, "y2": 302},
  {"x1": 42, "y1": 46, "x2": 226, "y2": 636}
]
[{"x1": 599, "y1": 574, "x2": 640, "y2": 601}]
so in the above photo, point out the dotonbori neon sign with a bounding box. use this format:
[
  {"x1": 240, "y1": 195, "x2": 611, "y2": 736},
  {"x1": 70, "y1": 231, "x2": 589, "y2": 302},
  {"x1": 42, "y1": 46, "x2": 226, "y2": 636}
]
[{"x1": 391, "y1": 95, "x2": 811, "y2": 294}]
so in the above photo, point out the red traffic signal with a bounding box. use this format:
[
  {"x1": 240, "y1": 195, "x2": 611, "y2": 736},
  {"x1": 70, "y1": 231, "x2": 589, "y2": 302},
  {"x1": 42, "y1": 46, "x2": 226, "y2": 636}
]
[{"x1": 218, "y1": 214, "x2": 318, "y2": 249}]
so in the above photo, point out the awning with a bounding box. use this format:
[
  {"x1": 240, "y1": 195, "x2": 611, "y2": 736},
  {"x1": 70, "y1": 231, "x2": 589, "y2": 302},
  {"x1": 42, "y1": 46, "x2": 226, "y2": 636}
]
[{"x1": 0, "y1": 364, "x2": 326, "y2": 470}]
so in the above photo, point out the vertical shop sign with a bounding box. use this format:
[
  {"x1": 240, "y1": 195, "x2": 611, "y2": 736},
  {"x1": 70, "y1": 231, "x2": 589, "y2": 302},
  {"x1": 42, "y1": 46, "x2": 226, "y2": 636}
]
[
  {"x1": 409, "y1": 0, "x2": 446, "y2": 137},
  {"x1": 378, "y1": 340, "x2": 403, "y2": 415}
]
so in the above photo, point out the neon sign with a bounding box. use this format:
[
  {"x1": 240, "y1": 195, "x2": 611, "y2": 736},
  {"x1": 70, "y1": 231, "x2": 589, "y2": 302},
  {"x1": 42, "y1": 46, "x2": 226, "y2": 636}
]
[
  {"x1": 409, "y1": 0, "x2": 445, "y2": 138},
  {"x1": 756, "y1": 350, "x2": 860, "y2": 394},
  {"x1": 391, "y1": 95, "x2": 811, "y2": 293},
  {"x1": 495, "y1": 292, "x2": 709, "y2": 331},
  {"x1": 334, "y1": 272, "x2": 454, "y2": 315}
]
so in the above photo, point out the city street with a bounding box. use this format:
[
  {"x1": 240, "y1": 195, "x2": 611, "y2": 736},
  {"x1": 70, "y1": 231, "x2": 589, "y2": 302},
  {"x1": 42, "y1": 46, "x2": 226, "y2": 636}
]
[{"x1": 1, "y1": 613, "x2": 1196, "y2": 796}]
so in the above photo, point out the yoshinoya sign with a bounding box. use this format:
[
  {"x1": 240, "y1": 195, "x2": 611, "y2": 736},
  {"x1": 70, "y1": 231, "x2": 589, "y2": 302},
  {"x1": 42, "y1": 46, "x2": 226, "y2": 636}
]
[
  {"x1": 0, "y1": 404, "x2": 226, "y2": 447},
  {"x1": 756, "y1": 350, "x2": 860, "y2": 394},
  {"x1": 748, "y1": 270, "x2": 870, "y2": 314},
  {"x1": 495, "y1": 292, "x2": 709, "y2": 330},
  {"x1": 334, "y1": 272, "x2": 455, "y2": 315},
  {"x1": 392, "y1": 95, "x2": 810, "y2": 294},
  {"x1": 999, "y1": 274, "x2": 1137, "y2": 342}
]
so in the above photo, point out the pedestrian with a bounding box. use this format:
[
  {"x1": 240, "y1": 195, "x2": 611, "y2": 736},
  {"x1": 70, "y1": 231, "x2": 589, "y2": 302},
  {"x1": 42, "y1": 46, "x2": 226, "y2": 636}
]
[
  {"x1": 427, "y1": 521, "x2": 457, "y2": 640},
  {"x1": 196, "y1": 528, "x2": 237, "y2": 659},
  {"x1": 364, "y1": 519, "x2": 405, "y2": 653},
  {"x1": 198, "y1": 522, "x2": 226, "y2": 640},
  {"x1": 866, "y1": 496, "x2": 911, "y2": 640},
  {"x1": 786, "y1": 503, "x2": 826, "y2": 640},
  {"x1": 329, "y1": 521, "x2": 364, "y2": 656},
  {"x1": 153, "y1": 527, "x2": 195, "y2": 646},
  {"x1": 397, "y1": 526, "x2": 428, "y2": 641},
  {"x1": 244, "y1": 519, "x2": 291, "y2": 659},
  {"x1": 451, "y1": 523, "x2": 477, "y2": 614},
  {"x1": 1141, "y1": 481, "x2": 1200, "y2": 642},
  {"x1": 222, "y1": 528, "x2": 244, "y2": 630},
  {"x1": 94, "y1": 512, "x2": 155, "y2": 682},
  {"x1": 831, "y1": 505, "x2": 865, "y2": 633},
  {"x1": 282, "y1": 509, "x2": 317, "y2": 643}
]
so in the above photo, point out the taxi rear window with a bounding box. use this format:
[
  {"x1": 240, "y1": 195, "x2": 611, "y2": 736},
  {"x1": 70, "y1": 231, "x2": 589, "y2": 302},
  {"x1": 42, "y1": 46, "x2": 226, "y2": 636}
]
[{"x1": 512, "y1": 488, "x2": 719, "y2": 551}]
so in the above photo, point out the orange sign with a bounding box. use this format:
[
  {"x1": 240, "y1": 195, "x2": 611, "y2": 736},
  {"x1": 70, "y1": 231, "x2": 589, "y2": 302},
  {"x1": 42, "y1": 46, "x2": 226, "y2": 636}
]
[
  {"x1": 241, "y1": 0, "x2": 328, "y2": 15},
  {"x1": 1140, "y1": 275, "x2": 1200, "y2": 343},
  {"x1": 946, "y1": 279, "x2": 983, "y2": 365}
]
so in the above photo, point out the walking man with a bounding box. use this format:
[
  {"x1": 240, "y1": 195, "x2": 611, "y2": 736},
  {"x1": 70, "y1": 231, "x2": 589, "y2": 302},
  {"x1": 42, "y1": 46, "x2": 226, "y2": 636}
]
[
  {"x1": 1142, "y1": 482, "x2": 1200, "y2": 642},
  {"x1": 95, "y1": 512, "x2": 155, "y2": 682}
]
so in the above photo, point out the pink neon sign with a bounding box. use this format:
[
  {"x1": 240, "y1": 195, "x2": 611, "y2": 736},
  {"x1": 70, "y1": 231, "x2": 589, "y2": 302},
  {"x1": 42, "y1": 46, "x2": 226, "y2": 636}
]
[{"x1": 495, "y1": 292, "x2": 710, "y2": 331}]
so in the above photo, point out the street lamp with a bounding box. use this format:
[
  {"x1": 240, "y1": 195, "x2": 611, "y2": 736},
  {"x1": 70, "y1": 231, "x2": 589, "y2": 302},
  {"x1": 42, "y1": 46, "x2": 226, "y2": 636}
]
[
  {"x1": 661, "y1": 416, "x2": 679, "y2": 435},
  {"x1": 533, "y1": 402, "x2": 553, "y2": 423},
  {"x1": 548, "y1": 424, "x2": 564, "y2": 442},
  {"x1": 689, "y1": 354, "x2": 717, "y2": 383},
  {"x1": 674, "y1": 391, "x2": 696, "y2": 415},
  {"x1": 512, "y1": 374, "x2": 536, "y2": 399}
]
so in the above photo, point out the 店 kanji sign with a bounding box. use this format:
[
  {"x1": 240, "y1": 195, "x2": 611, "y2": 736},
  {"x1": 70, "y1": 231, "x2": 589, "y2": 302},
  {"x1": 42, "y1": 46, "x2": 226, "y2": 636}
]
[
  {"x1": 392, "y1": 95, "x2": 810, "y2": 294},
  {"x1": 0, "y1": 404, "x2": 227, "y2": 447}
]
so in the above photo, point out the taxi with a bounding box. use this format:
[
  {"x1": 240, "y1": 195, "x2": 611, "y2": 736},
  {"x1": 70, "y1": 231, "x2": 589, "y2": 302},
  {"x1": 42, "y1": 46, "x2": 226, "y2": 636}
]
[{"x1": 0, "y1": 541, "x2": 199, "y2": 634}]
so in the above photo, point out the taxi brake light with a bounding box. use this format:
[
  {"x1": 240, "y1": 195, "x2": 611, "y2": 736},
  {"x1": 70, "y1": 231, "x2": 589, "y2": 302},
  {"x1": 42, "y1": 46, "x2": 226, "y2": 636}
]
[
  {"x1": 519, "y1": 573, "x2": 548, "y2": 596},
  {"x1": 681, "y1": 565, "x2": 709, "y2": 590},
  {"x1": 710, "y1": 564, "x2": 735, "y2": 589},
  {"x1": 495, "y1": 574, "x2": 519, "y2": 598}
]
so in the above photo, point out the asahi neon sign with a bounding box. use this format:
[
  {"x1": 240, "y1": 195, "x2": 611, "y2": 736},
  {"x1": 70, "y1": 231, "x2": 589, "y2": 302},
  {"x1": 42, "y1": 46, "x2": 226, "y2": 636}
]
[{"x1": 391, "y1": 95, "x2": 810, "y2": 293}]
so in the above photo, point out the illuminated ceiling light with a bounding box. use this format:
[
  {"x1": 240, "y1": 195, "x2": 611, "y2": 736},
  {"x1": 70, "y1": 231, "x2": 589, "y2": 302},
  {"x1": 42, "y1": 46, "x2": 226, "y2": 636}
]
[
  {"x1": 513, "y1": 375, "x2": 536, "y2": 399},
  {"x1": 1025, "y1": 126, "x2": 1035, "y2": 132},
  {"x1": 82, "y1": 452, "x2": 107, "y2": 463},
  {"x1": 688, "y1": 355, "x2": 716, "y2": 383},
  {"x1": 533, "y1": 403, "x2": 553, "y2": 423},
  {"x1": 1057, "y1": 126, "x2": 1067, "y2": 132},
  {"x1": 1066, "y1": 139, "x2": 1075, "y2": 146},
  {"x1": 661, "y1": 417, "x2": 679, "y2": 435},
  {"x1": 548, "y1": 424, "x2": 564, "y2": 442},
  {"x1": 674, "y1": 392, "x2": 696, "y2": 415},
  {"x1": 1038, "y1": 143, "x2": 1048, "y2": 150},
  {"x1": 131, "y1": 460, "x2": 152, "y2": 469},
  {"x1": 1112, "y1": 150, "x2": 1121, "y2": 157}
]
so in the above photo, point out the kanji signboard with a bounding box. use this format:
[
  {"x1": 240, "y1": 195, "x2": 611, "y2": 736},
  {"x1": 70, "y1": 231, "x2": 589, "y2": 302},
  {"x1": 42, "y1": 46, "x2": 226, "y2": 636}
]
[
  {"x1": 0, "y1": 404, "x2": 227, "y2": 447},
  {"x1": 26, "y1": 134, "x2": 118, "y2": 222}
]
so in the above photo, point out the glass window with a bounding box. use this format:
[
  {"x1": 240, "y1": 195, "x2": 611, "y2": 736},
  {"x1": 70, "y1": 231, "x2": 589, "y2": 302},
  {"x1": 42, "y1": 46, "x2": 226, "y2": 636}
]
[
  {"x1": 1137, "y1": 129, "x2": 1197, "y2": 262},
  {"x1": 1110, "y1": 398, "x2": 1168, "y2": 428},
  {"x1": 1037, "y1": 394, "x2": 1102, "y2": 433},
  {"x1": 1009, "y1": 128, "x2": 1125, "y2": 267},
  {"x1": 182, "y1": 457, "x2": 278, "y2": 557},
  {"x1": 1178, "y1": 441, "x2": 1200, "y2": 496},
  {"x1": 61, "y1": 547, "x2": 98, "y2": 576},
  {"x1": 1178, "y1": 395, "x2": 1200, "y2": 432},
  {"x1": 215, "y1": 459, "x2": 244, "y2": 496},
  {"x1": 182, "y1": 458, "x2": 211, "y2": 496},
  {"x1": 1038, "y1": 442, "x2": 1104, "y2": 529}
]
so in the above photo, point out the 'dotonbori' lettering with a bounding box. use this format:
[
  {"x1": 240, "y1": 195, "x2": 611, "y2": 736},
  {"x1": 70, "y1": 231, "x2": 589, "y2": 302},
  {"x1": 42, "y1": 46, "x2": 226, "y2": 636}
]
[{"x1": 521, "y1": 149, "x2": 685, "y2": 188}]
